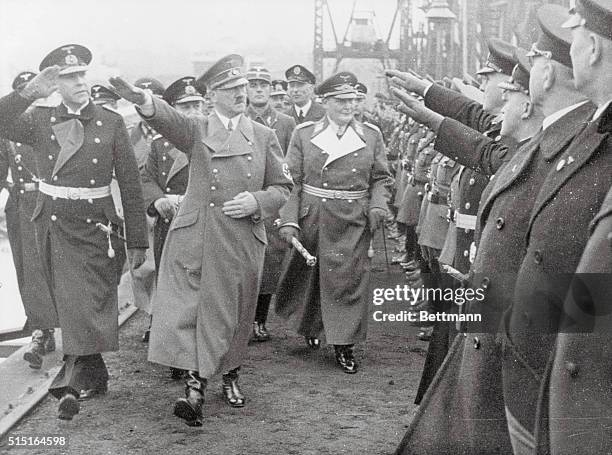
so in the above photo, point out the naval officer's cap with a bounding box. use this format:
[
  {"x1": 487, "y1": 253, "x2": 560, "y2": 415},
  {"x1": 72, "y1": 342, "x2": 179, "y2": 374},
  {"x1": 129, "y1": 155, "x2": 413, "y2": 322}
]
[
  {"x1": 163, "y1": 76, "x2": 205, "y2": 106},
  {"x1": 526, "y1": 4, "x2": 574, "y2": 68},
  {"x1": 12, "y1": 71, "x2": 37, "y2": 91},
  {"x1": 476, "y1": 38, "x2": 517, "y2": 76},
  {"x1": 39, "y1": 44, "x2": 92, "y2": 75},
  {"x1": 285, "y1": 65, "x2": 316, "y2": 85}
]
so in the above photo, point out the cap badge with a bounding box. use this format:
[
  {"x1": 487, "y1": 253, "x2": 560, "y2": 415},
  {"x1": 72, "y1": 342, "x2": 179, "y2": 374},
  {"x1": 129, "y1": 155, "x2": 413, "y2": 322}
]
[
  {"x1": 185, "y1": 85, "x2": 196, "y2": 95},
  {"x1": 339, "y1": 75, "x2": 351, "y2": 81},
  {"x1": 65, "y1": 54, "x2": 78, "y2": 65},
  {"x1": 231, "y1": 68, "x2": 239, "y2": 75},
  {"x1": 293, "y1": 66, "x2": 301, "y2": 75},
  {"x1": 20, "y1": 74, "x2": 32, "y2": 81}
]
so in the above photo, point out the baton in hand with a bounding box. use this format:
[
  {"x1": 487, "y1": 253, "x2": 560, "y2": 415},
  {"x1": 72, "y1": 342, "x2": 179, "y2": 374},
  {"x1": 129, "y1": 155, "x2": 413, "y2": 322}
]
[{"x1": 291, "y1": 237, "x2": 317, "y2": 267}]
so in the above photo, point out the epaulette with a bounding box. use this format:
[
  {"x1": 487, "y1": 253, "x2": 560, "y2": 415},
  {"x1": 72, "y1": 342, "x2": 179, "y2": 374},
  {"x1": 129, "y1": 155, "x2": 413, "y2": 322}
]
[
  {"x1": 152, "y1": 134, "x2": 163, "y2": 141},
  {"x1": 295, "y1": 120, "x2": 314, "y2": 130},
  {"x1": 102, "y1": 105, "x2": 121, "y2": 115},
  {"x1": 364, "y1": 122, "x2": 381, "y2": 133}
]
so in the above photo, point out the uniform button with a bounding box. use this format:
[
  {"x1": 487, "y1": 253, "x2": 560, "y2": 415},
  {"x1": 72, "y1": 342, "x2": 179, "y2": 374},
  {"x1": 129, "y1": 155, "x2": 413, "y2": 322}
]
[
  {"x1": 247, "y1": 156, "x2": 252, "y2": 161},
  {"x1": 496, "y1": 217, "x2": 505, "y2": 230},
  {"x1": 322, "y1": 198, "x2": 327, "y2": 202},
  {"x1": 353, "y1": 152, "x2": 358, "y2": 157},
  {"x1": 469, "y1": 177, "x2": 475, "y2": 185},
  {"x1": 211, "y1": 186, "x2": 216, "y2": 190},
  {"x1": 88, "y1": 198, "x2": 93, "y2": 204},
  {"x1": 323, "y1": 183, "x2": 328, "y2": 188},
  {"x1": 212, "y1": 169, "x2": 218, "y2": 174},
  {"x1": 86, "y1": 218, "x2": 92, "y2": 223},
  {"x1": 164, "y1": 142, "x2": 169, "y2": 147},
  {"x1": 50, "y1": 117, "x2": 56, "y2": 123},
  {"x1": 92, "y1": 158, "x2": 98, "y2": 164},
  {"x1": 50, "y1": 134, "x2": 55, "y2": 140},
  {"x1": 465, "y1": 202, "x2": 471, "y2": 210},
  {"x1": 481, "y1": 277, "x2": 490, "y2": 289},
  {"x1": 90, "y1": 179, "x2": 96, "y2": 185},
  {"x1": 495, "y1": 135, "x2": 502, "y2": 141},
  {"x1": 247, "y1": 173, "x2": 252, "y2": 178},
  {"x1": 48, "y1": 154, "x2": 54, "y2": 160},
  {"x1": 534, "y1": 250, "x2": 543, "y2": 264},
  {"x1": 16, "y1": 143, "x2": 21, "y2": 147},
  {"x1": 512, "y1": 164, "x2": 517, "y2": 173},
  {"x1": 321, "y1": 150, "x2": 326, "y2": 154},
  {"x1": 161, "y1": 172, "x2": 166, "y2": 176},
  {"x1": 164, "y1": 218, "x2": 170, "y2": 223},
  {"x1": 17, "y1": 166, "x2": 22, "y2": 171},
  {"x1": 473, "y1": 337, "x2": 481, "y2": 349},
  {"x1": 53, "y1": 176, "x2": 58, "y2": 181},
  {"x1": 166, "y1": 187, "x2": 171, "y2": 192},
  {"x1": 564, "y1": 361, "x2": 579, "y2": 377},
  {"x1": 18, "y1": 178, "x2": 24, "y2": 183},
  {"x1": 463, "y1": 250, "x2": 469, "y2": 257},
  {"x1": 51, "y1": 215, "x2": 57, "y2": 221},
  {"x1": 52, "y1": 196, "x2": 57, "y2": 201},
  {"x1": 556, "y1": 159, "x2": 566, "y2": 171},
  {"x1": 162, "y1": 156, "x2": 167, "y2": 161},
  {"x1": 348, "y1": 199, "x2": 353, "y2": 203},
  {"x1": 352, "y1": 168, "x2": 357, "y2": 173},
  {"x1": 96, "y1": 120, "x2": 102, "y2": 126},
  {"x1": 94, "y1": 138, "x2": 101, "y2": 144},
  {"x1": 209, "y1": 202, "x2": 215, "y2": 207},
  {"x1": 19, "y1": 189, "x2": 25, "y2": 194}
]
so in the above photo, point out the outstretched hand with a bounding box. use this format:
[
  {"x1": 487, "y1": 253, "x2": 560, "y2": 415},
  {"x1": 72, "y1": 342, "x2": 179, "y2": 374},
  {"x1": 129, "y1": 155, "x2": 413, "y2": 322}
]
[
  {"x1": 385, "y1": 69, "x2": 429, "y2": 97},
  {"x1": 108, "y1": 76, "x2": 148, "y2": 105},
  {"x1": 20, "y1": 66, "x2": 60, "y2": 101},
  {"x1": 389, "y1": 87, "x2": 444, "y2": 133}
]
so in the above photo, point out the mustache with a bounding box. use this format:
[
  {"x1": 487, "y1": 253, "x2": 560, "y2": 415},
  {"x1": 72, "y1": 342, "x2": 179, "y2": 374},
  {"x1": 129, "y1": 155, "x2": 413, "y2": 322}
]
[{"x1": 234, "y1": 96, "x2": 246, "y2": 103}]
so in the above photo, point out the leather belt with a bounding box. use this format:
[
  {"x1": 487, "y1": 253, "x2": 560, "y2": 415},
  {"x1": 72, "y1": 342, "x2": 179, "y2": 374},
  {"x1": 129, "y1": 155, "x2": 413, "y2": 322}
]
[
  {"x1": 39, "y1": 181, "x2": 111, "y2": 200},
  {"x1": 303, "y1": 183, "x2": 368, "y2": 200},
  {"x1": 165, "y1": 194, "x2": 185, "y2": 204},
  {"x1": 13, "y1": 182, "x2": 38, "y2": 192},
  {"x1": 455, "y1": 212, "x2": 477, "y2": 230}
]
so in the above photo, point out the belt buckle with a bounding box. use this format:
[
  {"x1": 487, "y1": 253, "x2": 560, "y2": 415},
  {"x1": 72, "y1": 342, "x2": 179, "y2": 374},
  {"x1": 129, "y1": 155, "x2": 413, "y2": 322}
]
[
  {"x1": 333, "y1": 191, "x2": 341, "y2": 199},
  {"x1": 66, "y1": 188, "x2": 80, "y2": 200}
]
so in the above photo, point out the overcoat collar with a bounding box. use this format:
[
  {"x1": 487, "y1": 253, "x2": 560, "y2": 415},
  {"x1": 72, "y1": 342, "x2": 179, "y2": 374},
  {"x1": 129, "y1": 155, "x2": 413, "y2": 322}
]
[
  {"x1": 166, "y1": 147, "x2": 188, "y2": 183},
  {"x1": 310, "y1": 117, "x2": 366, "y2": 168},
  {"x1": 202, "y1": 111, "x2": 254, "y2": 157}
]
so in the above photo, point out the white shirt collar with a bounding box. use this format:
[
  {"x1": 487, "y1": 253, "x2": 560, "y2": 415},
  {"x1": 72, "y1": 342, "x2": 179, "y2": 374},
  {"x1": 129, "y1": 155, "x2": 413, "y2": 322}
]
[
  {"x1": 215, "y1": 110, "x2": 242, "y2": 130},
  {"x1": 592, "y1": 99, "x2": 612, "y2": 122},
  {"x1": 325, "y1": 116, "x2": 350, "y2": 136},
  {"x1": 294, "y1": 99, "x2": 312, "y2": 117},
  {"x1": 63, "y1": 100, "x2": 89, "y2": 115},
  {"x1": 542, "y1": 101, "x2": 589, "y2": 131}
]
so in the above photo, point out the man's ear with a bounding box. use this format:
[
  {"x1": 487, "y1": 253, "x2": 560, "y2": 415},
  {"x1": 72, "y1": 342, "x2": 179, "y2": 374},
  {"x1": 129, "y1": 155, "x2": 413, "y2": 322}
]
[
  {"x1": 542, "y1": 62, "x2": 556, "y2": 92},
  {"x1": 521, "y1": 98, "x2": 534, "y2": 119},
  {"x1": 589, "y1": 33, "x2": 604, "y2": 66}
]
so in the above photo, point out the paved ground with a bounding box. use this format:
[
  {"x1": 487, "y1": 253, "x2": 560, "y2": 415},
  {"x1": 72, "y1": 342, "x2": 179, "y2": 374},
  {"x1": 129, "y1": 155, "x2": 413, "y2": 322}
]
[{"x1": 0, "y1": 263, "x2": 427, "y2": 455}]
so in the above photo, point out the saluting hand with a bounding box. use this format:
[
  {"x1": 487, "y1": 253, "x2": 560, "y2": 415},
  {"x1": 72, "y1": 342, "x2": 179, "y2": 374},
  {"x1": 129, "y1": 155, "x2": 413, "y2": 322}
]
[
  {"x1": 222, "y1": 192, "x2": 259, "y2": 218},
  {"x1": 389, "y1": 87, "x2": 444, "y2": 133},
  {"x1": 108, "y1": 76, "x2": 148, "y2": 105},
  {"x1": 20, "y1": 66, "x2": 60, "y2": 101},
  {"x1": 385, "y1": 69, "x2": 429, "y2": 97},
  {"x1": 154, "y1": 197, "x2": 176, "y2": 220}
]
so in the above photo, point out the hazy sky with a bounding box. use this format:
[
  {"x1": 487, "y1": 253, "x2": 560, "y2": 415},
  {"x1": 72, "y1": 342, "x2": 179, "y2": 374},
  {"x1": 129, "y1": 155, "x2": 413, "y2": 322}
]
[{"x1": 0, "y1": 0, "x2": 411, "y2": 92}]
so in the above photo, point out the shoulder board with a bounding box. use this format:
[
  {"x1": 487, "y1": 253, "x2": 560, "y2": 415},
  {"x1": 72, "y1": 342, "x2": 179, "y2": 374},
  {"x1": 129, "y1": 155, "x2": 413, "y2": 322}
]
[
  {"x1": 296, "y1": 121, "x2": 315, "y2": 130},
  {"x1": 364, "y1": 122, "x2": 381, "y2": 133},
  {"x1": 152, "y1": 134, "x2": 163, "y2": 141},
  {"x1": 102, "y1": 105, "x2": 121, "y2": 115}
]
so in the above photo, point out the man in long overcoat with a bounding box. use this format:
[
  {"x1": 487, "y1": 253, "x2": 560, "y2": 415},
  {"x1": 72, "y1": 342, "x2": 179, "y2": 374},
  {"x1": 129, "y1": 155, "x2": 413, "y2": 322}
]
[
  {"x1": 110, "y1": 54, "x2": 292, "y2": 426},
  {"x1": 0, "y1": 45, "x2": 148, "y2": 421},
  {"x1": 275, "y1": 72, "x2": 392, "y2": 374}
]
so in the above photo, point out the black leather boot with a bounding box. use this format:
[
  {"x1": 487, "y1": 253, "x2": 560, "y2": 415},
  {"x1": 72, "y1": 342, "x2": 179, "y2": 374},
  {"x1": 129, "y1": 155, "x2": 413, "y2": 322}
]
[
  {"x1": 173, "y1": 371, "x2": 205, "y2": 426},
  {"x1": 23, "y1": 329, "x2": 46, "y2": 369},
  {"x1": 252, "y1": 322, "x2": 270, "y2": 342},
  {"x1": 58, "y1": 392, "x2": 80, "y2": 420},
  {"x1": 221, "y1": 368, "x2": 245, "y2": 408},
  {"x1": 334, "y1": 345, "x2": 358, "y2": 374}
]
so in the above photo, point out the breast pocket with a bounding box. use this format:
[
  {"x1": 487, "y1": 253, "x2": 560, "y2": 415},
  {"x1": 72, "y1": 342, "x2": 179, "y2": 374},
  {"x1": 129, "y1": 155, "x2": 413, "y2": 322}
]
[{"x1": 170, "y1": 209, "x2": 199, "y2": 231}]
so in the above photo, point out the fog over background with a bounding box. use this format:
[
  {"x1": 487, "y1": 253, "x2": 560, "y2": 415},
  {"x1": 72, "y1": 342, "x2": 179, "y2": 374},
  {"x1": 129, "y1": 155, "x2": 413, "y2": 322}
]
[{"x1": 0, "y1": 0, "x2": 417, "y2": 97}]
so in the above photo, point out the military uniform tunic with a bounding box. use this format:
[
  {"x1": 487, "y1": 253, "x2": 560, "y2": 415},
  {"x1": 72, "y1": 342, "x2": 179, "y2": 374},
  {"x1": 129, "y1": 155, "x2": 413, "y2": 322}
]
[{"x1": 0, "y1": 91, "x2": 148, "y2": 355}]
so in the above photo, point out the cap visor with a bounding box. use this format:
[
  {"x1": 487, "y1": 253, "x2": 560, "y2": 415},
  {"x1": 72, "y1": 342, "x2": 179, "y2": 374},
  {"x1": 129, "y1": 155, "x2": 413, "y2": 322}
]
[
  {"x1": 58, "y1": 65, "x2": 89, "y2": 75},
  {"x1": 270, "y1": 91, "x2": 286, "y2": 96},
  {"x1": 216, "y1": 77, "x2": 248, "y2": 90},
  {"x1": 476, "y1": 67, "x2": 495, "y2": 75},
  {"x1": 246, "y1": 77, "x2": 271, "y2": 83},
  {"x1": 175, "y1": 95, "x2": 205, "y2": 104},
  {"x1": 328, "y1": 92, "x2": 357, "y2": 100},
  {"x1": 498, "y1": 81, "x2": 521, "y2": 91},
  {"x1": 561, "y1": 14, "x2": 582, "y2": 29}
]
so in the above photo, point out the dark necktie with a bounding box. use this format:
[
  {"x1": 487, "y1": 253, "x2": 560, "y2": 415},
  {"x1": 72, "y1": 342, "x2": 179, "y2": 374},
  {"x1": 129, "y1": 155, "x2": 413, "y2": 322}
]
[{"x1": 297, "y1": 109, "x2": 305, "y2": 123}]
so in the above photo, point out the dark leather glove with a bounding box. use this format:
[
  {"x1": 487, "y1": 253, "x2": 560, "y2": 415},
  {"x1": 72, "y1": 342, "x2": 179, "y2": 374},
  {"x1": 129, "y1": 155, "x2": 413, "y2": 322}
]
[
  {"x1": 279, "y1": 226, "x2": 299, "y2": 245},
  {"x1": 368, "y1": 208, "x2": 387, "y2": 233}
]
